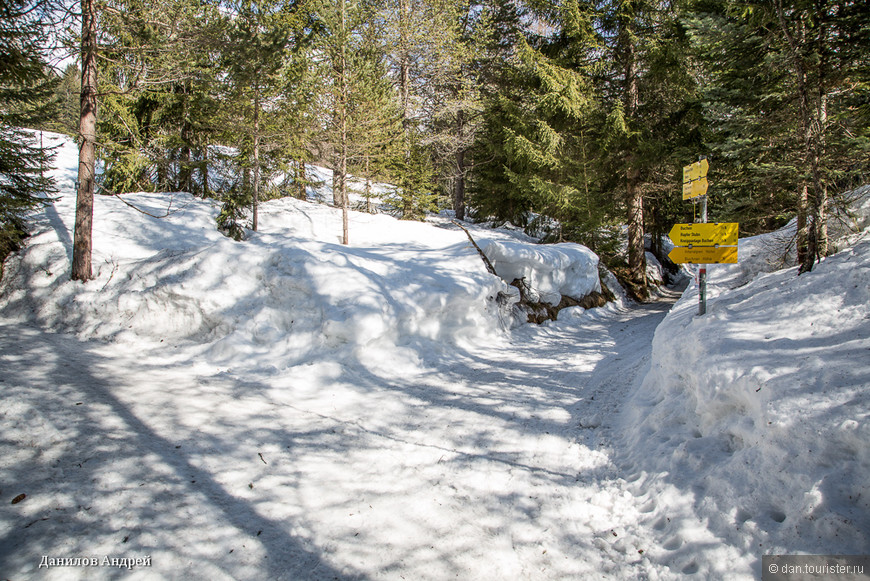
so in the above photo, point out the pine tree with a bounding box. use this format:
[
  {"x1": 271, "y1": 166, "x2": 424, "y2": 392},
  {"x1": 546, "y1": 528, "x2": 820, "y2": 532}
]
[
  {"x1": 220, "y1": 0, "x2": 295, "y2": 232},
  {"x1": 416, "y1": 0, "x2": 485, "y2": 221},
  {"x1": 96, "y1": 0, "x2": 224, "y2": 196},
  {"x1": 344, "y1": 20, "x2": 404, "y2": 213},
  {"x1": 71, "y1": 0, "x2": 97, "y2": 281},
  {"x1": 49, "y1": 64, "x2": 80, "y2": 136},
  {"x1": 312, "y1": 0, "x2": 405, "y2": 240},
  {"x1": 0, "y1": 0, "x2": 58, "y2": 264},
  {"x1": 690, "y1": 0, "x2": 870, "y2": 271},
  {"x1": 382, "y1": 0, "x2": 467, "y2": 220}
]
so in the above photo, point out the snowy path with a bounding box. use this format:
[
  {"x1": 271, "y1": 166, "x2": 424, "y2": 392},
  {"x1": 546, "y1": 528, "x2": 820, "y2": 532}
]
[{"x1": 1, "y1": 291, "x2": 684, "y2": 580}]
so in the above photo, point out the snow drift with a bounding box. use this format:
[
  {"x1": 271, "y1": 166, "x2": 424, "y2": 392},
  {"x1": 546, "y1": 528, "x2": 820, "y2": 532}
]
[
  {"x1": 482, "y1": 240, "x2": 602, "y2": 306},
  {"x1": 620, "y1": 190, "x2": 870, "y2": 574},
  {"x1": 0, "y1": 132, "x2": 606, "y2": 374}
]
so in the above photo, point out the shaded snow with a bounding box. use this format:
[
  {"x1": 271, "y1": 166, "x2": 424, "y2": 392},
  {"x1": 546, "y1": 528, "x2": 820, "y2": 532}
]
[
  {"x1": 482, "y1": 240, "x2": 601, "y2": 306},
  {"x1": 1, "y1": 132, "x2": 868, "y2": 580},
  {"x1": 620, "y1": 201, "x2": 870, "y2": 576}
]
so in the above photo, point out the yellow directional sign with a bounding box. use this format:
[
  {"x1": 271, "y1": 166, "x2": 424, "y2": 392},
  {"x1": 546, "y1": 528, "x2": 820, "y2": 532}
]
[
  {"x1": 682, "y1": 159, "x2": 710, "y2": 199},
  {"x1": 682, "y1": 159, "x2": 709, "y2": 183},
  {"x1": 683, "y1": 177, "x2": 708, "y2": 200},
  {"x1": 683, "y1": 164, "x2": 693, "y2": 184},
  {"x1": 669, "y1": 223, "x2": 738, "y2": 246},
  {"x1": 668, "y1": 245, "x2": 737, "y2": 264}
]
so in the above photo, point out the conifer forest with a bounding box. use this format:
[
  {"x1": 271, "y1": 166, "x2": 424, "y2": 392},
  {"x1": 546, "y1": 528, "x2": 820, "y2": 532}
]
[{"x1": 2, "y1": 0, "x2": 869, "y2": 293}]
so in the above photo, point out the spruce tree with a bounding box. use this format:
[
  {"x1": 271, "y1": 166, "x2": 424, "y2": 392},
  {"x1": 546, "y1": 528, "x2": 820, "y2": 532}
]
[
  {"x1": 593, "y1": 0, "x2": 697, "y2": 294},
  {"x1": 0, "y1": 0, "x2": 58, "y2": 264},
  {"x1": 690, "y1": 0, "x2": 870, "y2": 271}
]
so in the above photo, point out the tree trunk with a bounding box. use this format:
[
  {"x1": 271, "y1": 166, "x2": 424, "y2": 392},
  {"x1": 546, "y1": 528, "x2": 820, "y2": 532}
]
[
  {"x1": 296, "y1": 160, "x2": 306, "y2": 200},
  {"x1": 399, "y1": 0, "x2": 410, "y2": 125},
  {"x1": 454, "y1": 148, "x2": 466, "y2": 221},
  {"x1": 621, "y1": 24, "x2": 646, "y2": 290},
  {"x1": 453, "y1": 110, "x2": 466, "y2": 221},
  {"x1": 796, "y1": 184, "x2": 808, "y2": 265},
  {"x1": 626, "y1": 167, "x2": 646, "y2": 287},
  {"x1": 252, "y1": 85, "x2": 260, "y2": 232},
  {"x1": 178, "y1": 83, "x2": 192, "y2": 193},
  {"x1": 775, "y1": 0, "x2": 826, "y2": 274},
  {"x1": 365, "y1": 155, "x2": 372, "y2": 213},
  {"x1": 340, "y1": 0, "x2": 349, "y2": 244},
  {"x1": 200, "y1": 148, "x2": 210, "y2": 197},
  {"x1": 816, "y1": 50, "x2": 828, "y2": 257},
  {"x1": 72, "y1": 0, "x2": 97, "y2": 282}
]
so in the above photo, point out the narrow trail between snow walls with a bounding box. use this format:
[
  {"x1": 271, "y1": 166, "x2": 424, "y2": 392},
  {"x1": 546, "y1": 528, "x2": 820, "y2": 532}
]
[{"x1": 0, "y1": 282, "x2": 757, "y2": 581}]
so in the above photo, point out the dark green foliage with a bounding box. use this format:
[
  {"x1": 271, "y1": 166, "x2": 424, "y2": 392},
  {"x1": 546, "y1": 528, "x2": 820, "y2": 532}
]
[
  {"x1": 386, "y1": 142, "x2": 438, "y2": 219},
  {"x1": 470, "y1": 0, "x2": 699, "y2": 282},
  {"x1": 0, "y1": 0, "x2": 58, "y2": 263},
  {"x1": 97, "y1": 0, "x2": 226, "y2": 196},
  {"x1": 689, "y1": 0, "x2": 870, "y2": 247},
  {"x1": 44, "y1": 64, "x2": 79, "y2": 136},
  {"x1": 216, "y1": 185, "x2": 250, "y2": 241}
]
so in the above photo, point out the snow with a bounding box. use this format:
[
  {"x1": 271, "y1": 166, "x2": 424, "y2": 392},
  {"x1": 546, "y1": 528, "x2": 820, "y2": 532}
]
[
  {"x1": 1, "y1": 131, "x2": 868, "y2": 579},
  {"x1": 482, "y1": 240, "x2": 602, "y2": 306},
  {"x1": 619, "y1": 201, "x2": 870, "y2": 577}
]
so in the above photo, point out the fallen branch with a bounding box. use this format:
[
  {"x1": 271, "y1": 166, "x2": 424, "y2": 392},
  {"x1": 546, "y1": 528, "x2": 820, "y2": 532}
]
[
  {"x1": 451, "y1": 220, "x2": 498, "y2": 276},
  {"x1": 96, "y1": 183, "x2": 182, "y2": 219}
]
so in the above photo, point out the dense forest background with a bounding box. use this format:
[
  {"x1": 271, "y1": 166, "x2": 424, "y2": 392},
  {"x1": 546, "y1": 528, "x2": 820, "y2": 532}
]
[{"x1": 2, "y1": 0, "x2": 869, "y2": 295}]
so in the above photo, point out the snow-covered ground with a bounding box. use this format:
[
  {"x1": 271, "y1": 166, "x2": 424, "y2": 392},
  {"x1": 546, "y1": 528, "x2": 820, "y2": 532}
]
[
  {"x1": 0, "y1": 132, "x2": 868, "y2": 579},
  {"x1": 620, "y1": 200, "x2": 870, "y2": 576}
]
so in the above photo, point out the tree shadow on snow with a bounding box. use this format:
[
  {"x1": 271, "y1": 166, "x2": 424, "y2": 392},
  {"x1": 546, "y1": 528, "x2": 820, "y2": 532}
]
[{"x1": 0, "y1": 323, "x2": 359, "y2": 580}]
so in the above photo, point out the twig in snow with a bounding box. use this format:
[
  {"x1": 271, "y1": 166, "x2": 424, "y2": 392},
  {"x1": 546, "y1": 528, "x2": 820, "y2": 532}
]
[{"x1": 451, "y1": 220, "x2": 498, "y2": 277}]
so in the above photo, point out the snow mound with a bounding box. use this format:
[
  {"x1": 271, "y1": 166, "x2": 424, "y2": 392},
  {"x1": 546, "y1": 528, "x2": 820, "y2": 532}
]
[
  {"x1": 4, "y1": 132, "x2": 611, "y2": 374},
  {"x1": 622, "y1": 209, "x2": 870, "y2": 568},
  {"x1": 481, "y1": 240, "x2": 601, "y2": 305},
  {"x1": 0, "y1": 192, "x2": 512, "y2": 371}
]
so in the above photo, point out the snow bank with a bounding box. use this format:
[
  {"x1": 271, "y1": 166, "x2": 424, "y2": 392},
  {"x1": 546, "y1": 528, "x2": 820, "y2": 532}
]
[
  {"x1": 481, "y1": 240, "x2": 601, "y2": 305},
  {"x1": 4, "y1": 132, "x2": 610, "y2": 378},
  {"x1": 621, "y1": 196, "x2": 870, "y2": 572},
  {"x1": 0, "y1": 196, "x2": 511, "y2": 374}
]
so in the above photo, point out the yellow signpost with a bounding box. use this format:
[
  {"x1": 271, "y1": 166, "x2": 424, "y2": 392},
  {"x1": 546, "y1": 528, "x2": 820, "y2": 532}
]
[
  {"x1": 669, "y1": 223, "x2": 738, "y2": 247},
  {"x1": 682, "y1": 159, "x2": 709, "y2": 200},
  {"x1": 668, "y1": 245, "x2": 737, "y2": 264},
  {"x1": 673, "y1": 157, "x2": 739, "y2": 315}
]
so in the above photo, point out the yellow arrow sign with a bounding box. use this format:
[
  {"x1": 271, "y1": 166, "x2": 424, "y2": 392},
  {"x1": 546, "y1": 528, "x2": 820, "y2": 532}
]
[
  {"x1": 669, "y1": 223, "x2": 738, "y2": 246},
  {"x1": 683, "y1": 177, "x2": 708, "y2": 200},
  {"x1": 668, "y1": 245, "x2": 738, "y2": 264},
  {"x1": 682, "y1": 159, "x2": 709, "y2": 183},
  {"x1": 682, "y1": 181, "x2": 693, "y2": 197}
]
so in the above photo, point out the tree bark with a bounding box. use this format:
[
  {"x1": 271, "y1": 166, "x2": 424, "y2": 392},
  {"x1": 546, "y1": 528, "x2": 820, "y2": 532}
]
[
  {"x1": 454, "y1": 148, "x2": 466, "y2": 221},
  {"x1": 72, "y1": 0, "x2": 97, "y2": 282},
  {"x1": 252, "y1": 85, "x2": 260, "y2": 232},
  {"x1": 340, "y1": 0, "x2": 349, "y2": 244},
  {"x1": 453, "y1": 110, "x2": 466, "y2": 221},
  {"x1": 796, "y1": 184, "x2": 808, "y2": 265},
  {"x1": 774, "y1": 0, "x2": 826, "y2": 273},
  {"x1": 200, "y1": 148, "x2": 210, "y2": 197},
  {"x1": 178, "y1": 83, "x2": 192, "y2": 193},
  {"x1": 296, "y1": 160, "x2": 306, "y2": 200},
  {"x1": 620, "y1": 23, "x2": 646, "y2": 290}
]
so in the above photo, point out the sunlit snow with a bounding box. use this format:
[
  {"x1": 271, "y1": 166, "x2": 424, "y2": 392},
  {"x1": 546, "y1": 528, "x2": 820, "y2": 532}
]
[{"x1": 0, "y1": 131, "x2": 867, "y2": 580}]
